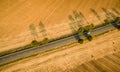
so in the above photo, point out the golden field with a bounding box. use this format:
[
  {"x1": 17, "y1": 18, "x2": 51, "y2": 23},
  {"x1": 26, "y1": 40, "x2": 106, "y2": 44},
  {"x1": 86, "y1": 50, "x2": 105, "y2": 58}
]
[{"x1": 0, "y1": 0, "x2": 120, "y2": 52}]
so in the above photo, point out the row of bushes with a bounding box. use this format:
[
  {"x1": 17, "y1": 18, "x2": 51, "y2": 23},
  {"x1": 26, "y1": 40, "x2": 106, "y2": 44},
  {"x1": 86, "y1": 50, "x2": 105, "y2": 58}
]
[
  {"x1": 31, "y1": 17, "x2": 120, "y2": 46},
  {"x1": 77, "y1": 24, "x2": 94, "y2": 44},
  {"x1": 31, "y1": 38, "x2": 49, "y2": 47},
  {"x1": 77, "y1": 33, "x2": 93, "y2": 44},
  {"x1": 77, "y1": 17, "x2": 120, "y2": 44}
]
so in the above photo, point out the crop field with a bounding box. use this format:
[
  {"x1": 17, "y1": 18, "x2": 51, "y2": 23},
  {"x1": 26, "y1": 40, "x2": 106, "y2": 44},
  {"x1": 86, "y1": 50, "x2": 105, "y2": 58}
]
[
  {"x1": 0, "y1": 0, "x2": 120, "y2": 52},
  {"x1": 73, "y1": 52, "x2": 120, "y2": 72},
  {"x1": 0, "y1": 29, "x2": 120, "y2": 72}
]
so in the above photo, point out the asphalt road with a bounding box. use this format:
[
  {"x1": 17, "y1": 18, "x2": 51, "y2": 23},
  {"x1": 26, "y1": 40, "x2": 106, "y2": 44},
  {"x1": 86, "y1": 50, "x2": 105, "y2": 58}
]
[{"x1": 0, "y1": 24, "x2": 116, "y2": 65}]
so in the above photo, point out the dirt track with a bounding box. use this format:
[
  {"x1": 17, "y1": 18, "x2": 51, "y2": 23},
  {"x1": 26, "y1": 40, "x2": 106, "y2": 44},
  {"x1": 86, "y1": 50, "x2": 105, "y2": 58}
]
[{"x1": 0, "y1": 0, "x2": 120, "y2": 52}]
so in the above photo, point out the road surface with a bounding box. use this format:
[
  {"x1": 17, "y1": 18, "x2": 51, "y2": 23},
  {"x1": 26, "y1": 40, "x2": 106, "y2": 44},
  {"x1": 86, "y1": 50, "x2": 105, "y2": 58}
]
[{"x1": 0, "y1": 24, "x2": 116, "y2": 65}]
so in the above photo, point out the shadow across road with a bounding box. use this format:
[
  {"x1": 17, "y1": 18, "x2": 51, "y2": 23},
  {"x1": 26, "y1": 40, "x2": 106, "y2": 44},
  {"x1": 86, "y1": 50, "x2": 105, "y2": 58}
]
[
  {"x1": 68, "y1": 14, "x2": 80, "y2": 41},
  {"x1": 68, "y1": 10, "x2": 94, "y2": 42}
]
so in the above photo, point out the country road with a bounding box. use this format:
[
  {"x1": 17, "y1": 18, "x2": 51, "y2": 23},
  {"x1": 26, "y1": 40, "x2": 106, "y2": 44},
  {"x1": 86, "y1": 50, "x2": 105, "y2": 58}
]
[{"x1": 0, "y1": 24, "x2": 117, "y2": 65}]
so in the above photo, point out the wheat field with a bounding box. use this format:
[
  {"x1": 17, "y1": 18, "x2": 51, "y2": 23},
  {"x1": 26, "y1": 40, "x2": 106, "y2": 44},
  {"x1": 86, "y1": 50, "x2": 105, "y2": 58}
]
[{"x1": 0, "y1": 0, "x2": 120, "y2": 52}]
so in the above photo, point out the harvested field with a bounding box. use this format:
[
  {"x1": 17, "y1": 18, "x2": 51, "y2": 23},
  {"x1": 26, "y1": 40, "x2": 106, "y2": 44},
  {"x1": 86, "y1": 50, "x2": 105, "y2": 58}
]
[
  {"x1": 0, "y1": 29, "x2": 120, "y2": 72},
  {"x1": 74, "y1": 52, "x2": 120, "y2": 72},
  {"x1": 0, "y1": 0, "x2": 120, "y2": 52}
]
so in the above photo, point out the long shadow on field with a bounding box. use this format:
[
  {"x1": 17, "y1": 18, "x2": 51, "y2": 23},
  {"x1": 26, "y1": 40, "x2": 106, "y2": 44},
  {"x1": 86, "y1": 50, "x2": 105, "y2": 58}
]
[
  {"x1": 29, "y1": 24, "x2": 38, "y2": 40},
  {"x1": 68, "y1": 10, "x2": 94, "y2": 42},
  {"x1": 68, "y1": 10, "x2": 85, "y2": 41},
  {"x1": 102, "y1": 8, "x2": 111, "y2": 20},
  {"x1": 102, "y1": 8, "x2": 120, "y2": 29},
  {"x1": 38, "y1": 21, "x2": 47, "y2": 38},
  {"x1": 112, "y1": 8, "x2": 120, "y2": 15},
  {"x1": 79, "y1": 12, "x2": 89, "y2": 25},
  {"x1": 73, "y1": 10, "x2": 82, "y2": 27},
  {"x1": 68, "y1": 15, "x2": 80, "y2": 40},
  {"x1": 107, "y1": 10, "x2": 116, "y2": 19},
  {"x1": 102, "y1": 8, "x2": 116, "y2": 20},
  {"x1": 90, "y1": 8, "x2": 101, "y2": 20}
]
